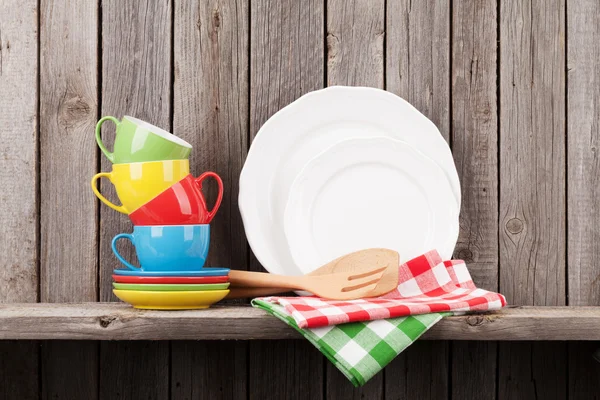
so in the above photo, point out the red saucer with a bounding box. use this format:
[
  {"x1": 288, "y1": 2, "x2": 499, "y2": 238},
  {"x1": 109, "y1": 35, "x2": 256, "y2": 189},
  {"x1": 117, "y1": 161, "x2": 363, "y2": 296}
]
[{"x1": 112, "y1": 274, "x2": 229, "y2": 284}]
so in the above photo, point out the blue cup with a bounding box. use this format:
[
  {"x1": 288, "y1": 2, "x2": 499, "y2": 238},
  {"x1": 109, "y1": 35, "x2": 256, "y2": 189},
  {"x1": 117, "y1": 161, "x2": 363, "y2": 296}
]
[{"x1": 111, "y1": 224, "x2": 210, "y2": 272}]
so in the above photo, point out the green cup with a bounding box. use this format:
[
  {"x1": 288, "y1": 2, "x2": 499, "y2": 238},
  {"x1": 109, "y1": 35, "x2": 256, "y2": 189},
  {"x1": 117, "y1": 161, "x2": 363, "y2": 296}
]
[{"x1": 95, "y1": 116, "x2": 192, "y2": 164}]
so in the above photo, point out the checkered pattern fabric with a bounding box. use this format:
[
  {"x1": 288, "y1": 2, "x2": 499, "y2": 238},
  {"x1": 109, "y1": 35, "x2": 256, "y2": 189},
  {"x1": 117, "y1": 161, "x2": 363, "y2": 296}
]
[
  {"x1": 253, "y1": 299, "x2": 449, "y2": 387},
  {"x1": 251, "y1": 250, "x2": 506, "y2": 386},
  {"x1": 256, "y1": 250, "x2": 506, "y2": 328}
]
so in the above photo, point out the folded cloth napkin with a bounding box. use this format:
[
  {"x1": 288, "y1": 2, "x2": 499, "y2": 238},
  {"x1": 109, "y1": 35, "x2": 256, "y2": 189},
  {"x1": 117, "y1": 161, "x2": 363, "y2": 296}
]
[
  {"x1": 252, "y1": 250, "x2": 506, "y2": 386},
  {"x1": 254, "y1": 300, "x2": 449, "y2": 386},
  {"x1": 254, "y1": 250, "x2": 506, "y2": 329}
]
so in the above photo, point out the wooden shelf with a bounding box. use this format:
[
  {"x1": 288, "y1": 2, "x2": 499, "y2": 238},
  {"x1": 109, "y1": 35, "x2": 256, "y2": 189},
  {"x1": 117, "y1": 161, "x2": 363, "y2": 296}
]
[{"x1": 0, "y1": 303, "x2": 598, "y2": 341}]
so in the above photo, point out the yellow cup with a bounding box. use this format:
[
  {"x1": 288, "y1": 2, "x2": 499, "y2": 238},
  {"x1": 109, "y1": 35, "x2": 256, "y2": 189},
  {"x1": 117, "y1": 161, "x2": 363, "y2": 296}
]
[{"x1": 91, "y1": 160, "x2": 190, "y2": 214}]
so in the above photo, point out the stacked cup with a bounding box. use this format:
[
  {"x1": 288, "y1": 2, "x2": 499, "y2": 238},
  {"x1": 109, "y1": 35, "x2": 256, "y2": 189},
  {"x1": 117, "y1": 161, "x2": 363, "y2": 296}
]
[{"x1": 91, "y1": 116, "x2": 230, "y2": 309}]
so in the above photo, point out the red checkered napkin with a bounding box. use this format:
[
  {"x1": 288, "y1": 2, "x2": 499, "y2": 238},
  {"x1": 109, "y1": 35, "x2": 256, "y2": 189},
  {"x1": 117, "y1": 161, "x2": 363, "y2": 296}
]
[{"x1": 258, "y1": 250, "x2": 506, "y2": 329}]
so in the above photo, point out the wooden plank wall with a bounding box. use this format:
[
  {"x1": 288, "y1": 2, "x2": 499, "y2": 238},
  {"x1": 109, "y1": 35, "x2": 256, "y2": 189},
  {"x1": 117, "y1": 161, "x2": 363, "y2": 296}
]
[{"x1": 2, "y1": 0, "x2": 600, "y2": 399}]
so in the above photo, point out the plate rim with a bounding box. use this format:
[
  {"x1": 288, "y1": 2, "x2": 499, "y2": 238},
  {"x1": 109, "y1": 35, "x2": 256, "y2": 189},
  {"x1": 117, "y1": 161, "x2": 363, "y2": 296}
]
[{"x1": 239, "y1": 86, "x2": 460, "y2": 276}]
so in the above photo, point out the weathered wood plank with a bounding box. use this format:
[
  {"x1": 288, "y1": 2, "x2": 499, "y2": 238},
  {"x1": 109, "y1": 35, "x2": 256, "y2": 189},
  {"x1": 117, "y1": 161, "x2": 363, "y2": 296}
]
[
  {"x1": 3, "y1": 304, "x2": 600, "y2": 341},
  {"x1": 99, "y1": 1, "x2": 172, "y2": 399},
  {"x1": 172, "y1": 0, "x2": 249, "y2": 398},
  {"x1": 0, "y1": 1, "x2": 39, "y2": 399},
  {"x1": 567, "y1": 0, "x2": 600, "y2": 309},
  {"x1": 327, "y1": 0, "x2": 384, "y2": 88},
  {"x1": 568, "y1": 342, "x2": 600, "y2": 400},
  {"x1": 451, "y1": 341, "x2": 497, "y2": 400},
  {"x1": 386, "y1": 1, "x2": 450, "y2": 398},
  {"x1": 99, "y1": 341, "x2": 169, "y2": 400},
  {"x1": 387, "y1": 0, "x2": 450, "y2": 141},
  {"x1": 450, "y1": 1, "x2": 498, "y2": 399},
  {"x1": 567, "y1": 0, "x2": 600, "y2": 397},
  {"x1": 249, "y1": 341, "x2": 324, "y2": 400},
  {"x1": 39, "y1": 0, "x2": 99, "y2": 398},
  {"x1": 99, "y1": 0, "x2": 172, "y2": 301},
  {"x1": 326, "y1": 0, "x2": 384, "y2": 396},
  {"x1": 171, "y1": 341, "x2": 247, "y2": 400},
  {"x1": 328, "y1": 366, "x2": 382, "y2": 400},
  {"x1": 0, "y1": 0, "x2": 38, "y2": 304},
  {"x1": 40, "y1": 0, "x2": 98, "y2": 304},
  {"x1": 498, "y1": 342, "x2": 567, "y2": 399},
  {"x1": 0, "y1": 341, "x2": 38, "y2": 400},
  {"x1": 385, "y1": 341, "x2": 448, "y2": 400},
  {"x1": 40, "y1": 340, "x2": 97, "y2": 400},
  {"x1": 249, "y1": 0, "x2": 325, "y2": 398},
  {"x1": 451, "y1": 0, "x2": 498, "y2": 292},
  {"x1": 498, "y1": 0, "x2": 567, "y2": 398}
]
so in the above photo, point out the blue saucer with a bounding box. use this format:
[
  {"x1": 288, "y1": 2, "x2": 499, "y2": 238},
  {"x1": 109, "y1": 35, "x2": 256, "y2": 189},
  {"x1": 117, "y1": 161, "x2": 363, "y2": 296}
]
[{"x1": 113, "y1": 268, "x2": 230, "y2": 277}]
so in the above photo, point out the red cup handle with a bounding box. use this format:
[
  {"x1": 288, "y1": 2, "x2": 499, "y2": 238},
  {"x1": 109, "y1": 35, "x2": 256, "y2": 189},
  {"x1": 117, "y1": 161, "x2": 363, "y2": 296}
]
[{"x1": 194, "y1": 172, "x2": 224, "y2": 223}]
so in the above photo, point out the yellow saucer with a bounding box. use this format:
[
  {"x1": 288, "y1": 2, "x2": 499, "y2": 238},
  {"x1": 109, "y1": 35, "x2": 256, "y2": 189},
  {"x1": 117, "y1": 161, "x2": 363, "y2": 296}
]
[{"x1": 113, "y1": 289, "x2": 229, "y2": 310}]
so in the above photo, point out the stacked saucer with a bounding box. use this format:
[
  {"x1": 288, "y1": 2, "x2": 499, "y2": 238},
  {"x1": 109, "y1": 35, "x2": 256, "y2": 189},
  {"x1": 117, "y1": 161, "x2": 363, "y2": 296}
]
[{"x1": 91, "y1": 115, "x2": 229, "y2": 309}]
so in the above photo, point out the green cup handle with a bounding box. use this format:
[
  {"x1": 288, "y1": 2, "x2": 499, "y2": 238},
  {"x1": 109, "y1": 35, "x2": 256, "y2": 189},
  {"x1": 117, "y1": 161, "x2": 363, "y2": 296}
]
[
  {"x1": 95, "y1": 116, "x2": 120, "y2": 162},
  {"x1": 90, "y1": 172, "x2": 129, "y2": 214}
]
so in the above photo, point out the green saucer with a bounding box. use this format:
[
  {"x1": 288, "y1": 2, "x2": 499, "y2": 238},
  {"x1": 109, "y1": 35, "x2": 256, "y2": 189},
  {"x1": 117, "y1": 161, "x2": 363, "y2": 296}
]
[{"x1": 112, "y1": 282, "x2": 230, "y2": 291}]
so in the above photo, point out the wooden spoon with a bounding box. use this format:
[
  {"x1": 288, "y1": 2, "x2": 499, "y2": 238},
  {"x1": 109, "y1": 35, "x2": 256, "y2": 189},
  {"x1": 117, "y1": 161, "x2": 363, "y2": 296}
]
[{"x1": 227, "y1": 248, "x2": 399, "y2": 299}]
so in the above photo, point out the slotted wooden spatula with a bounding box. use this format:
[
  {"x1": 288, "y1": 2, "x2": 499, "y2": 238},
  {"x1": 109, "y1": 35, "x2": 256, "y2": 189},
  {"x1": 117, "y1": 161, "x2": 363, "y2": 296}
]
[{"x1": 227, "y1": 248, "x2": 399, "y2": 299}]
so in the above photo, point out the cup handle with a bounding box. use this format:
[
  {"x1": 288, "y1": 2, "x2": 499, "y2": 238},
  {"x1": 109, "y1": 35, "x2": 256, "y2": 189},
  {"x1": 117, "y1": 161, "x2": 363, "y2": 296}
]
[
  {"x1": 111, "y1": 233, "x2": 140, "y2": 271},
  {"x1": 95, "y1": 116, "x2": 120, "y2": 162},
  {"x1": 90, "y1": 172, "x2": 129, "y2": 214},
  {"x1": 195, "y1": 172, "x2": 224, "y2": 223}
]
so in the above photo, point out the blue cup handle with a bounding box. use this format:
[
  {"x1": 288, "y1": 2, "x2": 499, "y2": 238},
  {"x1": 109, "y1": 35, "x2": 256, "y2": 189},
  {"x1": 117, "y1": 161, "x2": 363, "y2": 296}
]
[{"x1": 111, "y1": 233, "x2": 140, "y2": 271}]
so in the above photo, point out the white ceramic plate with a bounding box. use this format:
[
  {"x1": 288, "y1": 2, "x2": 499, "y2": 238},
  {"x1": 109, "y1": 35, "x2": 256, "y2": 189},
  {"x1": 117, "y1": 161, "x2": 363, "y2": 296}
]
[
  {"x1": 283, "y1": 137, "x2": 459, "y2": 273},
  {"x1": 239, "y1": 86, "x2": 460, "y2": 275}
]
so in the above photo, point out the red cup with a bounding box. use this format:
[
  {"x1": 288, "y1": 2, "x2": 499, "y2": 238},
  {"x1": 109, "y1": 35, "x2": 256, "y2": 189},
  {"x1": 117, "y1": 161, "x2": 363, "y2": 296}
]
[{"x1": 129, "y1": 172, "x2": 223, "y2": 225}]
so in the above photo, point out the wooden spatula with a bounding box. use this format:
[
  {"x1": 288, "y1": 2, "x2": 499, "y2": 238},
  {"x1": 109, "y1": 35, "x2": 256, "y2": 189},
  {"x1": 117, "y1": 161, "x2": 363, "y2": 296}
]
[{"x1": 227, "y1": 248, "x2": 399, "y2": 299}]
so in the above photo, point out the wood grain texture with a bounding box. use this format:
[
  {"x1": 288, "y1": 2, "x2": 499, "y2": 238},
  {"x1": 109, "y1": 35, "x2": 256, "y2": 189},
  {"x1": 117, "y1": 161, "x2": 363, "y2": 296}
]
[
  {"x1": 173, "y1": 0, "x2": 248, "y2": 270},
  {"x1": 499, "y1": 0, "x2": 565, "y2": 309},
  {"x1": 171, "y1": 341, "x2": 247, "y2": 400},
  {"x1": 387, "y1": 0, "x2": 450, "y2": 141},
  {"x1": 325, "y1": 0, "x2": 385, "y2": 396},
  {"x1": 327, "y1": 365, "x2": 382, "y2": 400},
  {"x1": 3, "y1": 304, "x2": 600, "y2": 340},
  {"x1": 0, "y1": 1, "x2": 39, "y2": 399},
  {"x1": 99, "y1": 341, "x2": 169, "y2": 400},
  {"x1": 0, "y1": 0, "x2": 38, "y2": 304},
  {"x1": 451, "y1": 0, "x2": 498, "y2": 292},
  {"x1": 40, "y1": 0, "x2": 97, "y2": 303},
  {"x1": 385, "y1": 341, "x2": 448, "y2": 400},
  {"x1": 498, "y1": 0, "x2": 567, "y2": 398},
  {"x1": 99, "y1": 0, "x2": 172, "y2": 302},
  {"x1": 327, "y1": 0, "x2": 384, "y2": 88},
  {"x1": 450, "y1": 1, "x2": 498, "y2": 399},
  {"x1": 249, "y1": 341, "x2": 324, "y2": 400},
  {"x1": 39, "y1": 0, "x2": 99, "y2": 398},
  {"x1": 0, "y1": 341, "x2": 39, "y2": 400},
  {"x1": 172, "y1": 0, "x2": 249, "y2": 398},
  {"x1": 40, "y1": 341, "x2": 97, "y2": 400},
  {"x1": 249, "y1": 0, "x2": 325, "y2": 398},
  {"x1": 567, "y1": 0, "x2": 600, "y2": 309},
  {"x1": 386, "y1": 1, "x2": 450, "y2": 398},
  {"x1": 568, "y1": 342, "x2": 600, "y2": 400},
  {"x1": 498, "y1": 342, "x2": 567, "y2": 400},
  {"x1": 451, "y1": 341, "x2": 497, "y2": 400},
  {"x1": 567, "y1": 0, "x2": 600, "y2": 397},
  {"x1": 99, "y1": 1, "x2": 172, "y2": 399}
]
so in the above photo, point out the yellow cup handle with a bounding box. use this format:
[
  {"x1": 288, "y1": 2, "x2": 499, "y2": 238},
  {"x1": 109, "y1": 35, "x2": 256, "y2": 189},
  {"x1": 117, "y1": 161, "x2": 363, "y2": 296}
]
[{"x1": 91, "y1": 172, "x2": 128, "y2": 214}]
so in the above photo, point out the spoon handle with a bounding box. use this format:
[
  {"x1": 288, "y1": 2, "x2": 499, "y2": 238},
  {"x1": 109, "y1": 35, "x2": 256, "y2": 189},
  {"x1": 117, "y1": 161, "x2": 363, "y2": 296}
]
[
  {"x1": 228, "y1": 270, "x2": 304, "y2": 290},
  {"x1": 226, "y1": 287, "x2": 289, "y2": 299}
]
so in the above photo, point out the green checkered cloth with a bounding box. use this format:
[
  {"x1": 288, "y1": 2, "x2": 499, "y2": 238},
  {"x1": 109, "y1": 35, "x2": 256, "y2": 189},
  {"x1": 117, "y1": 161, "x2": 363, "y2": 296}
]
[{"x1": 253, "y1": 299, "x2": 449, "y2": 387}]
